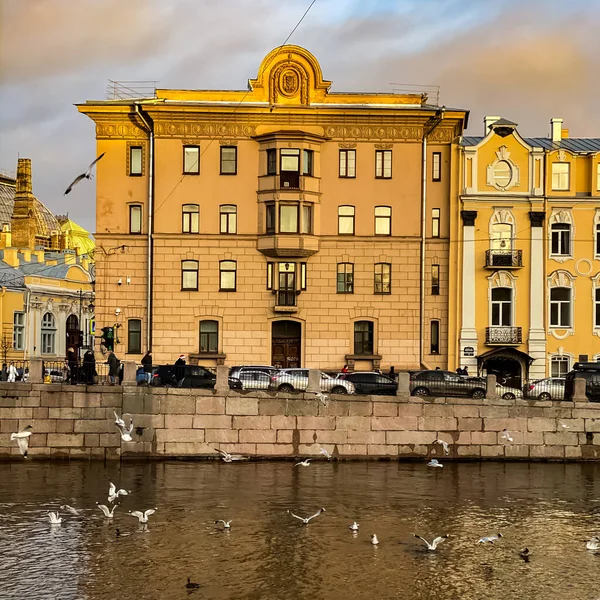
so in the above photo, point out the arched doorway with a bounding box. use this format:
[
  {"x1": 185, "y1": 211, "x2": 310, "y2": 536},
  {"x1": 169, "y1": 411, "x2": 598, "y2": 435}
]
[
  {"x1": 66, "y1": 314, "x2": 80, "y2": 358},
  {"x1": 272, "y1": 321, "x2": 301, "y2": 368}
]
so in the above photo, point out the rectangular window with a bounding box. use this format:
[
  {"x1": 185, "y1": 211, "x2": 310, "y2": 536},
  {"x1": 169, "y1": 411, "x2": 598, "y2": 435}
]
[
  {"x1": 339, "y1": 149, "x2": 356, "y2": 178},
  {"x1": 199, "y1": 320, "x2": 218, "y2": 354},
  {"x1": 375, "y1": 150, "x2": 392, "y2": 179},
  {"x1": 338, "y1": 205, "x2": 355, "y2": 235},
  {"x1": 431, "y1": 264, "x2": 440, "y2": 295},
  {"x1": 551, "y1": 223, "x2": 571, "y2": 256},
  {"x1": 183, "y1": 145, "x2": 200, "y2": 174},
  {"x1": 301, "y1": 204, "x2": 312, "y2": 234},
  {"x1": 595, "y1": 223, "x2": 600, "y2": 257},
  {"x1": 491, "y1": 288, "x2": 512, "y2": 326},
  {"x1": 595, "y1": 288, "x2": 600, "y2": 328},
  {"x1": 280, "y1": 149, "x2": 300, "y2": 188},
  {"x1": 300, "y1": 263, "x2": 307, "y2": 291},
  {"x1": 182, "y1": 204, "x2": 199, "y2": 234},
  {"x1": 597, "y1": 163, "x2": 600, "y2": 191},
  {"x1": 13, "y1": 311, "x2": 24, "y2": 351},
  {"x1": 129, "y1": 146, "x2": 142, "y2": 176},
  {"x1": 279, "y1": 204, "x2": 299, "y2": 233},
  {"x1": 430, "y1": 320, "x2": 440, "y2": 354},
  {"x1": 129, "y1": 204, "x2": 142, "y2": 234},
  {"x1": 337, "y1": 263, "x2": 354, "y2": 294},
  {"x1": 432, "y1": 208, "x2": 440, "y2": 238},
  {"x1": 550, "y1": 287, "x2": 571, "y2": 327},
  {"x1": 220, "y1": 205, "x2": 237, "y2": 234},
  {"x1": 432, "y1": 152, "x2": 442, "y2": 182},
  {"x1": 127, "y1": 319, "x2": 142, "y2": 354},
  {"x1": 219, "y1": 260, "x2": 236, "y2": 291},
  {"x1": 266, "y1": 262, "x2": 274, "y2": 290},
  {"x1": 220, "y1": 146, "x2": 237, "y2": 175},
  {"x1": 267, "y1": 149, "x2": 277, "y2": 175},
  {"x1": 374, "y1": 263, "x2": 391, "y2": 294},
  {"x1": 551, "y1": 162, "x2": 570, "y2": 190},
  {"x1": 266, "y1": 203, "x2": 276, "y2": 234},
  {"x1": 182, "y1": 260, "x2": 199, "y2": 291},
  {"x1": 354, "y1": 321, "x2": 374, "y2": 355},
  {"x1": 374, "y1": 206, "x2": 391, "y2": 235},
  {"x1": 551, "y1": 356, "x2": 570, "y2": 378},
  {"x1": 302, "y1": 149, "x2": 313, "y2": 176}
]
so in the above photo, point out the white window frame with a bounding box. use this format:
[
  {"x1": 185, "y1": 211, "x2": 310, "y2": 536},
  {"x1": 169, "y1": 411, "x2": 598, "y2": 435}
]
[
  {"x1": 432, "y1": 152, "x2": 441, "y2": 182},
  {"x1": 548, "y1": 210, "x2": 573, "y2": 262},
  {"x1": 550, "y1": 354, "x2": 571, "y2": 378},
  {"x1": 551, "y1": 162, "x2": 570, "y2": 191},
  {"x1": 182, "y1": 204, "x2": 200, "y2": 234},
  {"x1": 13, "y1": 311, "x2": 25, "y2": 351},
  {"x1": 339, "y1": 149, "x2": 356, "y2": 178},
  {"x1": 550, "y1": 223, "x2": 571, "y2": 256},
  {"x1": 374, "y1": 206, "x2": 391, "y2": 236},
  {"x1": 375, "y1": 150, "x2": 392, "y2": 179},
  {"x1": 550, "y1": 287, "x2": 571, "y2": 328},
  {"x1": 490, "y1": 287, "x2": 513, "y2": 326},
  {"x1": 41, "y1": 312, "x2": 56, "y2": 355}
]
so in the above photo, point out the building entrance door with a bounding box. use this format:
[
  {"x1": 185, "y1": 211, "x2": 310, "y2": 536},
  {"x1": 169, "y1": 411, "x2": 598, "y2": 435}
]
[{"x1": 272, "y1": 320, "x2": 301, "y2": 369}]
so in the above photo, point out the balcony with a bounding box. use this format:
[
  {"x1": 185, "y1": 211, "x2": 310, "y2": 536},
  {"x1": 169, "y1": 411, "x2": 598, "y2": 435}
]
[
  {"x1": 485, "y1": 326, "x2": 522, "y2": 346},
  {"x1": 258, "y1": 234, "x2": 320, "y2": 258},
  {"x1": 485, "y1": 249, "x2": 523, "y2": 269},
  {"x1": 274, "y1": 290, "x2": 298, "y2": 313}
]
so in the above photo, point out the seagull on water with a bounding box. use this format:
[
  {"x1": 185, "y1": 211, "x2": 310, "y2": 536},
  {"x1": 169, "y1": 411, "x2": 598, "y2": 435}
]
[
  {"x1": 129, "y1": 508, "x2": 157, "y2": 524},
  {"x1": 519, "y1": 547, "x2": 531, "y2": 561},
  {"x1": 414, "y1": 534, "x2": 449, "y2": 551},
  {"x1": 478, "y1": 533, "x2": 503, "y2": 544},
  {"x1": 97, "y1": 503, "x2": 117, "y2": 518},
  {"x1": 186, "y1": 578, "x2": 201, "y2": 589},
  {"x1": 49, "y1": 512, "x2": 62, "y2": 525},
  {"x1": 288, "y1": 508, "x2": 325, "y2": 525},
  {"x1": 60, "y1": 505, "x2": 80, "y2": 516},
  {"x1": 349, "y1": 522, "x2": 360, "y2": 531},
  {"x1": 319, "y1": 447, "x2": 332, "y2": 460},
  {"x1": 114, "y1": 415, "x2": 134, "y2": 442},
  {"x1": 294, "y1": 459, "x2": 311, "y2": 467},
  {"x1": 215, "y1": 520, "x2": 232, "y2": 529},
  {"x1": 433, "y1": 439, "x2": 450, "y2": 455},
  {"x1": 10, "y1": 424, "x2": 32, "y2": 458},
  {"x1": 500, "y1": 429, "x2": 514, "y2": 443},
  {"x1": 64, "y1": 153, "x2": 106, "y2": 195},
  {"x1": 371, "y1": 534, "x2": 379, "y2": 545},
  {"x1": 115, "y1": 528, "x2": 132, "y2": 538},
  {"x1": 427, "y1": 459, "x2": 443, "y2": 468},
  {"x1": 214, "y1": 448, "x2": 248, "y2": 462},
  {"x1": 108, "y1": 482, "x2": 128, "y2": 503},
  {"x1": 586, "y1": 537, "x2": 600, "y2": 550}
]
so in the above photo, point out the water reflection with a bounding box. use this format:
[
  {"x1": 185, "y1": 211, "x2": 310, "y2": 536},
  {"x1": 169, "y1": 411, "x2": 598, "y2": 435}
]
[{"x1": 1, "y1": 461, "x2": 600, "y2": 599}]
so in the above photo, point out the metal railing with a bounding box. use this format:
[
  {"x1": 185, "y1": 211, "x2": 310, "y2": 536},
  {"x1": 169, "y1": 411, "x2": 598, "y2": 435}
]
[
  {"x1": 106, "y1": 80, "x2": 158, "y2": 100},
  {"x1": 485, "y1": 249, "x2": 523, "y2": 268},
  {"x1": 410, "y1": 374, "x2": 487, "y2": 399},
  {"x1": 485, "y1": 327, "x2": 522, "y2": 345},
  {"x1": 149, "y1": 364, "x2": 217, "y2": 389}
]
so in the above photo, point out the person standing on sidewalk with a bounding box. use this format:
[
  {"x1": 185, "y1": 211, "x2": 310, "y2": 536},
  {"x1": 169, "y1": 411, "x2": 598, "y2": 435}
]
[
  {"x1": 141, "y1": 350, "x2": 153, "y2": 384},
  {"x1": 107, "y1": 351, "x2": 120, "y2": 385}
]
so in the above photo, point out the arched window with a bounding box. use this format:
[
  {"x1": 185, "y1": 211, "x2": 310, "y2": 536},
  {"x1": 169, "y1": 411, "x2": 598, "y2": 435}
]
[
  {"x1": 199, "y1": 320, "x2": 218, "y2": 354},
  {"x1": 41, "y1": 312, "x2": 56, "y2": 355},
  {"x1": 549, "y1": 210, "x2": 573, "y2": 258},
  {"x1": 220, "y1": 205, "x2": 237, "y2": 234},
  {"x1": 338, "y1": 206, "x2": 355, "y2": 235},
  {"x1": 548, "y1": 270, "x2": 574, "y2": 330}
]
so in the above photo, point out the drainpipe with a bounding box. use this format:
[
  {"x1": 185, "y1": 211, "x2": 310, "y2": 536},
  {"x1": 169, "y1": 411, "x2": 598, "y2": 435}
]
[
  {"x1": 134, "y1": 103, "x2": 154, "y2": 352},
  {"x1": 24, "y1": 287, "x2": 31, "y2": 360},
  {"x1": 420, "y1": 108, "x2": 445, "y2": 370}
]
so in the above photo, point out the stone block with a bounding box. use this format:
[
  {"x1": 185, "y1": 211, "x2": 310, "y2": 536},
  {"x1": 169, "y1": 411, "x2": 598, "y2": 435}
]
[
  {"x1": 73, "y1": 392, "x2": 103, "y2": 408},
  {"x1": 49, "y1": 407, "x2": 82, "y2": 420},
  {"x1": 32, "y1": 407, "x2": 49, "y2": 419},
  {"x1": 0, "y1": 419, "x2": 18, "y2": 433},
  {"x1": 127, "y1": 414, "x2": 164, "y2": 429},
  {"x1": 47, "y1": 433, "x2": 84, "y2": 447},
  {"x1": 165, "y1": 415, "x2": 194, "y2": 429},
  {"x1": 257, "y1": 443, "x2": 294, "y2": 456},
  {"x1": 286, "y1": 400, "x2": 319, "y2": 417},
  {"x1": 565, "y1": 446, "x2": 583, "y2": 459},
  {"x1": 314, "y1": 430, "x2": 348, "y2": 444},
  {"x1": 144, "y1": 396, "x2": 162, "y2": 414},
  {"x1": 192, "y1": 415, "x2": 232, "y2": 429},
  {"x1": 226, "y1": 397, "x2": 259, "y2": 416},
  {"x1": 19, "y1": 419, "x2": 57, "y2": 433},
  {"x1": 56, "y1": 420, "x2": 74, "y2": 433},
  {"x1": 40, "y1": 392, "x2": 73, "y2": 408},
  {"x1": 85, "y1": 434, "x2": 100, "y2": 447},
  {"x1": 398, "y1": 444, "x2": 428, "y2": 456},
  {"x1": 504, "y1": 444, "x2": 529, "y2": 458},
  {"x1": 347, "y1": 430, "x2": 385, "y2": 445},
  {"x1": 156, "y1": 429, "x2": 206, "y2": 443},
  {"x1": 470, "y1": 431, "x2": 497, "y2": 445},
  {"x1": 239, "y1": 429, "x2": 276, "y2": 444},
  {"x1": 28, "y1": 433, "x2": 47, "y2": 447},
  {"x1": 0, "y1": 407, "x2": 32, "y2": 419},
  {"x1": 530, "y1": 445, "x2": 565, "y2": 459},
  {"x1": 417, "y1": 417, "x2": 457, "y2": 431},
  {"x1": 385, "y1": 431, "x2": 436, "y2": 445},
  {"x1": 164, "y1": 442, "x2": 214, "y2": 455},
  {"x1": 572, "y1": 408, "x2": 600, "y2": 419},
  {"x1": 371, "y1": 417, "x2": 417, "y2": 431},
  {"x1": 68, "y1": 448, "x2": 92, "y2": 458},
  {"x1": 100, "y1": 393, "x2": 123, "y2": 408},
  {"x1": 299, "y1": 430, "x2": 319, "y2": 444},
  {"x1": 232, "y1": 416, "x2": 270, "y2": 430},
  {"x1": 21, "y1": 396, "x2": 41, "y2": 408},
  {"x1": 367, "y1": 444, "x2": 398, "y2": 456},
  {"x1": 373, "y1": 402, "x2": 398, "y2": 417},
  {"x1": 162, "y1": 397, "x2": 196, "y2": 414},
  {"x1": 423, "y1": 404, "x2": 456, "y2": 417},
  {"x1": 99, "y1": 433, "x2": 122, "y2": 448},
  {"x1": 347, "y1": 401, "x2": 373, "y2": 417},
  {"x1": 196, "y1": 397, "x2": 226, "y2": 415},
  {"x1": 122, "y1": 395, "x2": 145, "y2": 414},
  {"x1": 277, "y1": 430, "x2": 293, "y2": 443},
  {"x1": 74, "y1": 420, "x2": 111, "y2": 433},
  {"x1": 297, "y1": 416, "x2": 335, "y2": 430},
  {"x1": 527, "y1": 418, "x2": 556, "y2": 432},
  {"x1": 458, "y1": 418, "x2": 483, "y2": 431},
  {"x1": 271, "y1": 416, "x2": 296, "y2": 429},
  {"x1": 397, "y1": 404, "x2": 424, "y2": 417},
  {"x1": 336, "y1": 416, "x2": 372, "y2": 431},
  {"x1": 453, "y1": 432, "x2": 471, "y2": 445},
  {"x1": 204, "y1": 429, "x2": 238, "y2": 443},
  {"x1": 483, "y1": 417, "x2": 527, "y2": 432},
  {"x1": 457, "y1": 445, "x2": 481, "y2": 457},
  {"x1": 453, "y1": 405, "x2": 480, "y2": 418},
  {"x1": 543, "y1": 432, "x2": 579, "y2": 446},
  {"x1": 523, "y1": 431, "x2": 544, "y2": 445},
  {"x1": 219, "y1": 443, "x2": 256, "y2": 455},
  {"x1": 556, "y1": 418, "x2": 584, "y2": 432},
  {"x1": 81, "y1": 407, "x2": 110, "y2": 420},
  {"x1": 105, "y1": 447, "x2": 121, "y2": 460},
  {"x1": 584, "y1": 419, "x2": 600, "y2": 432},
  {"x1": 258, "y1": 398, "x2": 287, "y2": 416},
  {"x1": 317, "y1": 402, "x2": 349, "y2": 416},
  {"x1": 481, "y1": 445, "x2": 505, "y2": 457},
  {"x1": 0, "y1": 397, "x2": 21, "y2": 408},
  {"x1": 337, "y1": 444, "x2": 367, "y2": 456},
  {"x1": 479, "y1": 406, "x2": 510, "y2": 418}
]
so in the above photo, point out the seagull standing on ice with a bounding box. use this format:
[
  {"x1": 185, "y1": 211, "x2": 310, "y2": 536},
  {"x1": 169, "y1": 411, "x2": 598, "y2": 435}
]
[
  {"x1": 64, "y1": 153, "x2": 106, "y2": 195},
  {"x1": 10, "y1": 425, "x2": 32, "y2": 458},
  {"x1": 433, "y1": 439, "x2": 450, "y2": 455},
  {"x1": 108, "y1": 482, "x2": 128, "y2": 503},
  {"x1": 48, "y1": 512, "x2": 62, "y2": 525},
  {"x1": 97, "y1": 503, "x2": 117, "y2": 518},
  {"x1": 349, "y1": 522, "x2": 359, "y2": 532},
  {"x1": 287, "y1": 508, "x2": 325, "y2": 525},
  {"x1": 319, "y1": 448, "x2": 332, "y2": 460},
  {"x1": 586, "y1": 537, "x2": 600, "y2": 550},
  {"x1": 371, "y1": 534, "x2": 379, "y2": 545},
  {"x1": 215, "y1": 520, "x2": 232, "y2": 529},
  {"x1": 478, "y1": 533, "x2": 503, "y2": 544},
  {"x1": 500, "y1": 429, "x2": 514, "y2": 443},
  {"x1": 414, "y1": 534, "x2": 449, "y2": 551},
  {"x1": 294, "y1": 459, "x2": 311, "y2": 467},
  {"x1": 427, "y1": 459, "x2": 443, "y2": 468},
  {"x1": 129, "y1": 508, "x2": 157, "y2": 524}
]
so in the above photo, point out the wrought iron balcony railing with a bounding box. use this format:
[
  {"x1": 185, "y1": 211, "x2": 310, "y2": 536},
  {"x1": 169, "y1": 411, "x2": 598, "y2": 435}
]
[
  {"x1": 485, "y1": 249, "x2": 523, "y2": 268},
  {"x1": 485, "y1": 326, "x2": 522, "y2": 345}
]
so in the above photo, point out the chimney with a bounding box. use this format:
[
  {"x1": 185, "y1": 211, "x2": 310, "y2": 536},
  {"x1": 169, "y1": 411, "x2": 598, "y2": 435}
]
[
  {"x1": 550, "y1": 118, "x2": 563, "y2": 143},
  {"x1": 15, "y1": 158, "x2": 34, "y2": 199},
  {"x1": 484, "y1": 116, "x2": 501, "y2": 135}
]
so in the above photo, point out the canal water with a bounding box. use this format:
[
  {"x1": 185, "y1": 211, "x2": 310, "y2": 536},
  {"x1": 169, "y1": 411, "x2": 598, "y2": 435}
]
[{"x1": 1, "y1": 460, "x2": 600, "y2": 600}]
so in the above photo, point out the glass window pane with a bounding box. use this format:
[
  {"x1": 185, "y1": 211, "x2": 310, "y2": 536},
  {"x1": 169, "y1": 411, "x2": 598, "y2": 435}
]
[
  {"x1": 128, "y1": 319, "x2": 141, "y2": 354},
  {"x1": 184, "y1": 146, "x2": 199, "y2": 174},
  {"x1": 280, "y1": 205, "x2": 298, "y2": 233},
  {"x1": 267, "y1": 149, "x2": 277, "y2": 175},
  {"x1": 302, "y1": 150, "x2": 313, "y2": 176},
  {"x1": 130, "y1": 205, "x2": 141, "y2": 234},
  {"x1": 130, "y1": 147, "x2": 142, "y2": 175},
  {"x1": 220, "y1": 147, "x2": 237, "y2": 174},
  {"x1": 301, "y1": 205, "x2": 312, "y2": 234},
  {"x1": 281, "y1": 149, "x2": 299, "y2": 171},
  {"x1": 220, "y1": 271, "x2": 235, "y2": 290},
  {"x1": 266, "y1": 204, "x2": 275, "y2": 233}
]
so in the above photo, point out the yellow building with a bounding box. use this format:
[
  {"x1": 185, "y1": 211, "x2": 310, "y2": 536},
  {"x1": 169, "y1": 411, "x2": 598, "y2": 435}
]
[
  {"x1": 78, "y1": 45, "x2": 468, "y2": 370},
  {"x1": 0, "y1": 159, "x2": 95, "y2": 361},
  {"x1": 450, "y1": 117, "x2": 600, "y2": 385}
]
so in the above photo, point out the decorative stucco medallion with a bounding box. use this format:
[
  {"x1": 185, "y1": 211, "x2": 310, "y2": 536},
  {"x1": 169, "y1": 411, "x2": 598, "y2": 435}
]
[{"x1": 279, "y1": 69, "x2": 300, "y2": 97}]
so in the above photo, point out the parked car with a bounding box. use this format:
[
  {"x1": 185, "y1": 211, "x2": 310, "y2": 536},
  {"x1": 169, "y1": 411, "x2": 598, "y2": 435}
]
[
  {"x1": 229, "y1": 365, "x2": 277, "y2": 379},
  {"x1": 339, "y1": 372, "x2": 397, "y2": 396},
  {"x1": 410, "y1": 370, "x2": 487, "y2": 399},
  {"x1": 236, "y1": 370, "x2": 272, "y2": 391},
  {"x1": 524, "y1": 377, "x2": 565, "y2": 400},
  {"x1": 495, "y1": 384, "x2": 523, "y2": 400},
  {"x1": 152, "y1": 365, "x2": 242, "y2": 389},
  {"x1": 269, "y1": 368, "x2": 355, "y2": 394},
  {"x1": 564, "y1": 362, "x2": 600, "y2": 401}
]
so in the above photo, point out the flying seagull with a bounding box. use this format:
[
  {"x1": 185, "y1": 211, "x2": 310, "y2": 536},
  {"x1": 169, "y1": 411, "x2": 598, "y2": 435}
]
[
  {"x1": 294, "y1": 459, "x2": 311, "y2": 467},
  {"x1": 414, "y1": 534, "x2": 449, "y2": 551},
  {"x1": 64, "y1": 153, "x2": 105, "y2": 195},
  {"x1": 214, "y1": 448, "x2": 248, "y2": 462},
  {"x1": 215, "y1": 520, "x2": 232, "y2": 529},
  {"x1": 319, "y1": 448, "x2": 332, "y2": 460},
  {"x1": 427, "y1": 459, "x2": 443, "y2": 468},
  {"x1": 108, "y1": 482, "x2": 128, "y2": 504},
  {"x1": 115, "y1": 417, "x2": 134, "y2": 442},
  {"x1": 97, "y1": 503, "x2": 117, "y2": 518},
  {"x1": 48, "y1": 512, "x2": 62, "y2": 525},
  {"x1": 371, "y1": 534, "x2": 379, "y2": 545},
  {"x1": 433, "y1": 439, "x2": 450, "y2": 455},
  {"x1": 478, "y1": 533, "x2": 503, "y2": 544},
  {"x1": 314, "y1": 391, "x2": 329, "y2": 406},
  {"x1": 10, "y1": 424, "x2": 32, "y2": 458},
  {"x1": 287, "y1": 508, "x2": 325, "y2": 525},
  {"x1": 586, "y1": 537, "x2": 600, "y2": 550},
  {"x1": 349, "y1": 521, "x2": 360, "y2": 532},
  {"x1": 500, "y1": 429, "x2": 514, "y2": 443},
  {"x1": 60, "y1": 505, "x2": 80, "y2": 516},
  {"x1": 129, "y1": 508, "x2": 157, "y2": 524}
]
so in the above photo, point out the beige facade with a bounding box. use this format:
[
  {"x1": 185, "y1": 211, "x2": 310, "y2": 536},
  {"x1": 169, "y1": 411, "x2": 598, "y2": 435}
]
[{"x1": 78, "y1": 46, "x2": 467, "y2": 370}]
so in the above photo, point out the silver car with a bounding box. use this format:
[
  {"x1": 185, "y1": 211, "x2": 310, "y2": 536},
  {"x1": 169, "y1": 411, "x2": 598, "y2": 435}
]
[
  {"x1": 269, "y1": 368, "x2": 355, "y2": 394},
  {"x1": 236, "y1": 370, "x2": 272, "y2": 391},
  {"x1": 524, "y1": 377, "x2": 565, "y2": 400}
]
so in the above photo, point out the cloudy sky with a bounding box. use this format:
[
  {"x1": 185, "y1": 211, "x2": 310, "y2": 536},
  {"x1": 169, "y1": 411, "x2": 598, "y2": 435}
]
[{"x1": 0, "y1": 0, "x2": 598, "y2": 233}]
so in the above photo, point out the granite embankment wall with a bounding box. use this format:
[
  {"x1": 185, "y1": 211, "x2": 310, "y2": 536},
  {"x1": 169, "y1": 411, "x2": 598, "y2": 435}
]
[{"x1": 1, "y1": 381, "x2": 600, "y2": 461}]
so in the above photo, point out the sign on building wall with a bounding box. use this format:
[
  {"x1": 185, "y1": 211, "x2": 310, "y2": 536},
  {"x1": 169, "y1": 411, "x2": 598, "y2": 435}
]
[{"x1": 463, "y1": 347, "x2": 475, "y2": 357}]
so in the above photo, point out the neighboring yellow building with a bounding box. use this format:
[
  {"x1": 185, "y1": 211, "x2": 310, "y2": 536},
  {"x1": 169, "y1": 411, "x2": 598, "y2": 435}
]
[
  {"x1": 78, "y1": 45, "x2": 468, "y2": 370},
  {"x1": 0, "y1": 159, "x2": 95, "y2": 361},
  {"x1": 450, "y1": 117, "x2": 600, "y2": 385}
]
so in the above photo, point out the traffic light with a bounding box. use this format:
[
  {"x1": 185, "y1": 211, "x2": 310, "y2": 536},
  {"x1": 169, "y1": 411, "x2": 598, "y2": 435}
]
[{"x1": 101, "y1": 326, "x2": 114, "y2": 351}]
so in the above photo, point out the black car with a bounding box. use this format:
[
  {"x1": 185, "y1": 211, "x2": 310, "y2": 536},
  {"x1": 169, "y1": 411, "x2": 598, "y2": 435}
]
[
  {"x1": 564, "y1": 362, "x2": 600, "y2": 401},
  {"x1": 410, "y1": 370, "x2": 486, "y2": 399},
  {"x1": 152, "y1": 365, "x2": 242, "y2": 389},
  {"x1": 340, "y1": 372, "x2": 398, "y2": 396}
]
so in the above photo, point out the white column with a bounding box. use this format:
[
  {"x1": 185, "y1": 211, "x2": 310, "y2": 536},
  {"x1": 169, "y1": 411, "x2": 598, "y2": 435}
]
[
  {"x1": 528, "y1": 211, "x2": 547, "y2": 378},
  {"x1": 459, "y1": 211, "x2": 478, "y2": 372}
]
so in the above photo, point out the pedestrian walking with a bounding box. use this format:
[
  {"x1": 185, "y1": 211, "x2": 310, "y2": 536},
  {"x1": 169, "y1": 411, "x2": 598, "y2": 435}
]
[
  {"x1": 67, "y1": 347, "x2": 78, "y2": 384},
  {"x1": 341, "y1": 364, "x2": 349, "y2": 374},
  {"x1": 388, "y1": 366, "x2": 396, "y2": 380},
  {"x1": 107, "y1": 351, "x2": 120, "y2": 385},
  {"x1": 82, "y1": 350, "x2": 96, "y2": 384},
  {"x1": 7, "y1": 362, "x2": 18, "y2": 383},
  {"x1": 141, "y1": 350, "x2": 153, "y2": 384},
  {"x1": 174, "y1": 354, "x2": 186, "y2": 387}
]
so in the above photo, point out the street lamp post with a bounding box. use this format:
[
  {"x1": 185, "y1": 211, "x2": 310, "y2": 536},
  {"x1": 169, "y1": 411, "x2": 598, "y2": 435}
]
[{"x1": 77, "y1": 289, "x2": 95, "y2": 362}]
